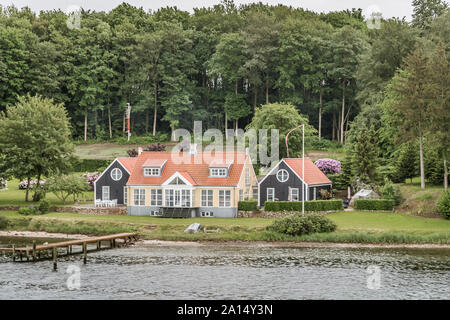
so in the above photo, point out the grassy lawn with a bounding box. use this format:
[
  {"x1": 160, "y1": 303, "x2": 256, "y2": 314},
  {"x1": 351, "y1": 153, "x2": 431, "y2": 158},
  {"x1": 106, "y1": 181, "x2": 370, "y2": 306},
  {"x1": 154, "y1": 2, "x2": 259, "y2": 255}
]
[
  {"x1": 1, "y1": 210, "x2": 449, "y2": 244},
  {"x1": 0, "y1": 178, "x2": 93, "y2": 206}
]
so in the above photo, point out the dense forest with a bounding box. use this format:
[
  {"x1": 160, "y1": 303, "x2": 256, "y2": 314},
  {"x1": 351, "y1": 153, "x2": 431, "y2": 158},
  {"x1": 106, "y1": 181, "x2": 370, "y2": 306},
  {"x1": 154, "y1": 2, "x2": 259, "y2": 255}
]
[
  {"x1": 0, "y1": 1, "x2": 449, "y2": 186},
  {"x1": 0, "y1": 0, "x2": 445, "y2": 141}
]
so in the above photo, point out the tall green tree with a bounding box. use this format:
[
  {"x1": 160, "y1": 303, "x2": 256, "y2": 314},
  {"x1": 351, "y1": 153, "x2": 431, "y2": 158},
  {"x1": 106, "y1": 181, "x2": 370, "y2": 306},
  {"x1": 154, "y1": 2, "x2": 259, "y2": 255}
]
[
  {"x1": 412, "y1": 0, "x2": 448, "y2": 29},
  {"x1": 384, "y1": 44, "x2": 430, "y2": 189},
  {"x1": 0, "y1": 95, "x2": 74, "y2": 201}
]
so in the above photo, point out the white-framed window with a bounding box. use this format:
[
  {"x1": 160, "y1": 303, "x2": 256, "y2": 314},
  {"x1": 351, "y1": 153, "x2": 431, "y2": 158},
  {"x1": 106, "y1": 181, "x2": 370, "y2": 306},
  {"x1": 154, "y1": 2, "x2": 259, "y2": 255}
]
[
  {"x1": 201, "y1": 190, "x2": 213, "y2": 207},
  {"x1": 165, "y1": 189, "x2": 191, "y2": 207},
  {"x1": 144, "y1": 167, "x2": 160, "y2": 176},
  {"x1": 267, "y1": 188, "x2": 275, "y2": 202},
  {"x1": 102, "y1": 186, "x2": 110, "y2": 200},
  {"x1": 210, "y1": 168, "x2": 227, "y2": 177},
  {"x1": 124, "y1": 187, "x2": 128, "y2": 205},
  {"x1": 239, "y1": 189, "x2": 244, "y2": 201},
  {"x1": 134, "y1": 189, "x2": 145, "y2": 206},
  {"x1": 111, "y1": 168, "x2": 122, "y2": 181},
  {"x1": 219, "y1": 190, "x2": 231, "y2": 207},
  {"x1": 276, "y1": 169, "x2": 289, "y2": 182},
  {"x1": 290, "y1": 188, "x2": 299, "y2": 201},
  {"x1": 201, "y1": 211, "x2": 213, "y2": 217},
  {"x1": 151, "y1": 189, "x2": 163, "y2": 206},
  {"x1": 245, "y1": 167, "x2": 250, "y2": 186},
  {"x1": 245, "y1": 190, "x2": 249, "y2": 200}
]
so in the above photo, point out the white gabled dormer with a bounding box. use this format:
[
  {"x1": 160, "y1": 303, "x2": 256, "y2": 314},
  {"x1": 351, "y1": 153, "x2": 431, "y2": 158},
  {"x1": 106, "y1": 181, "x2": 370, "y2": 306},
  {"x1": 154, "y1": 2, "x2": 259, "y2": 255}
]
[
  {"x1": 142, "y1": 159, "x2": 167, "y2": 177},
  {"x1": 209, "y1": 159, "x2": 233, "y2": 177}
]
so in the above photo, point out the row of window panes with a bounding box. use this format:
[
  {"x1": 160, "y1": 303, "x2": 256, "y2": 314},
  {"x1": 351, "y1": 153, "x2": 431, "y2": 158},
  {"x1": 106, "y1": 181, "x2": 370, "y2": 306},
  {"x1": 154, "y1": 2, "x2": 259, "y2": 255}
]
[
  {"x1": 143, "y1": 167, "x2": 160, "y2": 176},
  {"x1": 210, "y1": 168, "x2": 227, "y2": 177},
  {"x1": 267, "y1": 187, "x2": 302, "y2": 201},
  {"x1": 130, "y1": 189, "x2": 231, "y2": 207}
]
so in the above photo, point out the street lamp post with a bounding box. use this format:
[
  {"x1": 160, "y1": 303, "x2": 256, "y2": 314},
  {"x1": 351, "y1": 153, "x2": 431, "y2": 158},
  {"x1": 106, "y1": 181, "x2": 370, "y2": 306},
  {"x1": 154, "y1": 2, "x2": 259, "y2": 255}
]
[{"x1": 285, "y1": 124, "x2": 305, "y2": 215}]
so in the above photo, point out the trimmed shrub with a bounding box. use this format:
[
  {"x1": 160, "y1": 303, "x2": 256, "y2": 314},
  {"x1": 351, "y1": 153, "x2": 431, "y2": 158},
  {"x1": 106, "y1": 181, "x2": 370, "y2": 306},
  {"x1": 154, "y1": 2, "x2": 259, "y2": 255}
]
[
  {"x1": 267, "y1": 214, "x2": 337, "y2": 236},
  {"x1": 38, "y1": 199, "x2": 51, "y2": 214},
  {"x1": 238, "y1": 200, "x2": 258, "y2": 211},
  {"x1": 264, "y1": 200, "x2": 343, "y2": 212},
  {"x1": 354, "y1": 199, "x2": 395, "y2": 211},
  {"x1": 437, "y1": 191, "x2": 450, "y2": 220},
  {"x1": 0, "y1": 215, "x2": 8, "y2": 229},
  {"x1": 18, "y1": 206, "x2": 38, "y2": 215}
]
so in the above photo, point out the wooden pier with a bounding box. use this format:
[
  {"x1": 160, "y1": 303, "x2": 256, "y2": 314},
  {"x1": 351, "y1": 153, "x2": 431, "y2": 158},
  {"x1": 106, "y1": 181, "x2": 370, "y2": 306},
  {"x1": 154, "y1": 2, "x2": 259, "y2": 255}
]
[{"x1": 0, "y1": 233, "x2": 138, "y2": 270}]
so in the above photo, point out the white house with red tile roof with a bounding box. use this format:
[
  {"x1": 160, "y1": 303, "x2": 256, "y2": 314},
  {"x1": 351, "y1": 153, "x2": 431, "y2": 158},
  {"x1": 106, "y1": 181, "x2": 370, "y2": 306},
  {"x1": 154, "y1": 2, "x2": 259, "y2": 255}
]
[
  {"x1": 258, "y1": 158, "x2": 332, "y2": 207},
  {"x1": 96, "y1": 150, "x2": 258, "y2": 218}
]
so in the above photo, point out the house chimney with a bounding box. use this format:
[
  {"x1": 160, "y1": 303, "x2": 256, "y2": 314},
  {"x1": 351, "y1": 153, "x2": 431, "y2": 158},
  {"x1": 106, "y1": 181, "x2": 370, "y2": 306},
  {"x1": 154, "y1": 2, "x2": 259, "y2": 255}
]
[
  {"x1": 189, "y1": 143, "x2": 197, "y2": 156},
  {"x1": 138, "y1": 147, "x2": 143, "y2": 155}
]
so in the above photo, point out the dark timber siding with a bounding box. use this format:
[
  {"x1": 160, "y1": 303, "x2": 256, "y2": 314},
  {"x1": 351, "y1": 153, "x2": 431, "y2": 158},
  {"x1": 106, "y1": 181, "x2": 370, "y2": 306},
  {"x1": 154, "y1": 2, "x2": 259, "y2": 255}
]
[
  {"x1": 95, "y1": 160, "x2": 130, "y2": 204},
  {"x1": 259, "y1": 161, "x2": 306, "y2": 206}
]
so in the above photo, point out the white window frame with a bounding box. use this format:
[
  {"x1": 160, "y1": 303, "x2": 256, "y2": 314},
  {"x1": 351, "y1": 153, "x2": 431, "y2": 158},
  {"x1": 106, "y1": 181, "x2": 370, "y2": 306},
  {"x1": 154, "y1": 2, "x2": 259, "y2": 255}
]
[
  {"x1": 210, "y1": 168, "x2": 227, "y2": 177},
  {"x1": 143, "y1": 167, "x2": 160, "y2": 176},
  {"x1": 245, "y1": 190, "x2": 249, "y2": 200},
  {"x1": 134, "y1": 189, "x2": 145, "y2": 206},
  {"x1": 276, "y1": 169, "x2": 289, "y2": 182},
  {"x1": 201, "y1": 211, "x2": 214, "y2": 217},
  {"x1": 239, "y1": 189, "x2": 244, "y2": 201},
  {"x1": 201, "y1": 190, "x2": 213, "y2": 207},
  {"x1": 267, "y1": 188, "x2": 275, "y2": 202},
  {"x1": 219, "y1": 190, "x2": 231, "y2": 208},
  {"x1": 290, "y1": 188, "x2": 299, "y2": 201},
  {"x1": 151, "y1": 189, "x2": 163, "y2": 206},
  {"x1": 123, "y1": 187, "x2": 128, "y2": 205},
  {"x1": 111, "y1": 168, "x2": 123, "y2": 181},
  {"x1": 102, "y1": 186, "x2": 110, "y2": 201},
  {"x1": 245, "y1": 167, "x2": 250, "y2": 186}
]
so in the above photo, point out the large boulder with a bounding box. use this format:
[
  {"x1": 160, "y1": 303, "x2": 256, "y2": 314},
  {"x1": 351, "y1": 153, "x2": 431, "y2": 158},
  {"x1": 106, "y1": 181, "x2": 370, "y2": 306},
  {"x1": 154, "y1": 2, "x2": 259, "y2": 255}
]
[{"x1": 184, "y1": 223, "x2": 202, "y2": 234}]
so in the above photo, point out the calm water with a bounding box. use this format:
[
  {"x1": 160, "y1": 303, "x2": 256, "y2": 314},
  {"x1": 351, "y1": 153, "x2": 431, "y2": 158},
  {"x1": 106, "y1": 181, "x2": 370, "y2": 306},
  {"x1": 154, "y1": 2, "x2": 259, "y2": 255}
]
[{"x1": 0, "y1": 237, "x2": 449, "y2": 300}]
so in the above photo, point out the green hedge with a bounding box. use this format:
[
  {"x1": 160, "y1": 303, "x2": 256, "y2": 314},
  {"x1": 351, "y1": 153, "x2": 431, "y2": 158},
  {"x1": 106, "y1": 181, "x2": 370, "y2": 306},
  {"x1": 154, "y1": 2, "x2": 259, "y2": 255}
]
[
  {"x1": 264, "y1": 200, "x2": 343, "y2": 212},
  {"x1": 267, "y1": 214, "x2": 337, "y2": 236},
  {"x1": 354, "y1": 199, "x2": 395, "y2": 211},
  {"x1": 70, "y1": 159, "x2": 113, "y2": 172},
  {"x1": 238, "y1": 200, "x2": 258, "y2": 211}
]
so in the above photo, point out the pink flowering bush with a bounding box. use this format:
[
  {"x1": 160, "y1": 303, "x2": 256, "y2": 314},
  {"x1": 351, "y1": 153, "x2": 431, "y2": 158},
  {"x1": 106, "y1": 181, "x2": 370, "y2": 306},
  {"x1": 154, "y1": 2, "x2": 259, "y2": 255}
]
[
  {"x1": 18, "y1": 179, "x2": 46, "y2": 189},
  {"x1": 315, "y1": 158, "x2": 341, "y2": 176},
  {"x1": 83, "y1": 172, "x2": 99, "y2": 191}
]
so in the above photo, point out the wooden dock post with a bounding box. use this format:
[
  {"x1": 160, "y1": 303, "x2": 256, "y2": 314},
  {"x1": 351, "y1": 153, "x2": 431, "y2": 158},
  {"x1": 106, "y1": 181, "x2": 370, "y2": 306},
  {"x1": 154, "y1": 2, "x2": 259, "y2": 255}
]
[
  {"x1": 12, "y1": 245, "x2": 15, "y2": 262},
  {"x1": 97, "y1": 241, "x2": 100, "y2": 250},
  {"x1": 32, "y1": 241, "x2": 36, "y2": 262},
  {"x1": 53, "y1": 247, "x2": 57, "y2": 271},
  {"x1": 83, "y1": 242, "x2": 87, "y2": 264}
]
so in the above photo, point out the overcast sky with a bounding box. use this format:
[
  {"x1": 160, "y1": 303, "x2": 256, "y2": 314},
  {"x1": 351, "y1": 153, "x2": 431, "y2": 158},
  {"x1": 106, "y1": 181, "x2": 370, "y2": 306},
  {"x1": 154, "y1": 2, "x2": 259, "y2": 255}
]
[{"x1": 0, "y1": 0, "x2": 414, "y2": 21}]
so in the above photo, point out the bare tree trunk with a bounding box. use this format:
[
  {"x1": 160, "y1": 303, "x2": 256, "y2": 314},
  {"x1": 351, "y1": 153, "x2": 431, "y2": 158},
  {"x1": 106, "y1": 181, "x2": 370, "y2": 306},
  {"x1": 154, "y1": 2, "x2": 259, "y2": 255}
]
[
  {"x1": 153, "y1": 81, "x2": 158, "y2": 136},
  {"x1": 340, "y1": 80, "x2": 345, "y2": 144},
  {"x1": 265, "y1": 76, "x2": 269, "y2": 104},
  {"x1": 444, "y1": 151, "x2": 448, "y2": 191},
  {"x1": 84, "y1": 108, "x2": 87, "y2": 142},
  {"x1": 253, "y1": 86, "x2": 258, "y2": 111},
  {"x1": 225, "y1": 111, "x2": 228, "y2": 140},
  {"x1": 108, "y1": 106, "x2": 112, "y2": 139},
  {"x1": 25, "y1": 176, "x2": 31, "y2": 202},
  {"x1": 318, "y1": 84, "x2": 322, "y2": 140},
  {"x1": 419, "y1": 121, "x2": 425, "y2": 189},
  {"x1": 332, "y1": 111, "x2": 336, "y2": 141}
]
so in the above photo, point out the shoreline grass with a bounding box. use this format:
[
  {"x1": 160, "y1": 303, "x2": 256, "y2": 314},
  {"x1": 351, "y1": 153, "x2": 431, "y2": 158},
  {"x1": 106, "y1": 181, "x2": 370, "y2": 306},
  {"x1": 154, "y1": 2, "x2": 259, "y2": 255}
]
[{"x1": 1, "y1": 210, "x2": 449, "y2": 245}]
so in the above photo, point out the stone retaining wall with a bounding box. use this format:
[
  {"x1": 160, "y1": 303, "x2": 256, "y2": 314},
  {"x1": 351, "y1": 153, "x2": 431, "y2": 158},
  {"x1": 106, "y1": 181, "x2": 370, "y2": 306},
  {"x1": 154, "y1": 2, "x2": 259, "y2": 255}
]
[
  {"x1": 0, "y1": 205, "x2": 126, "y2": 215},
  {"x1": 51, "y1": 206, "x2": 127, "y2": 215},
  {"x1": 237, "y1": 210, "x2": 332, "y2": 218}
]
